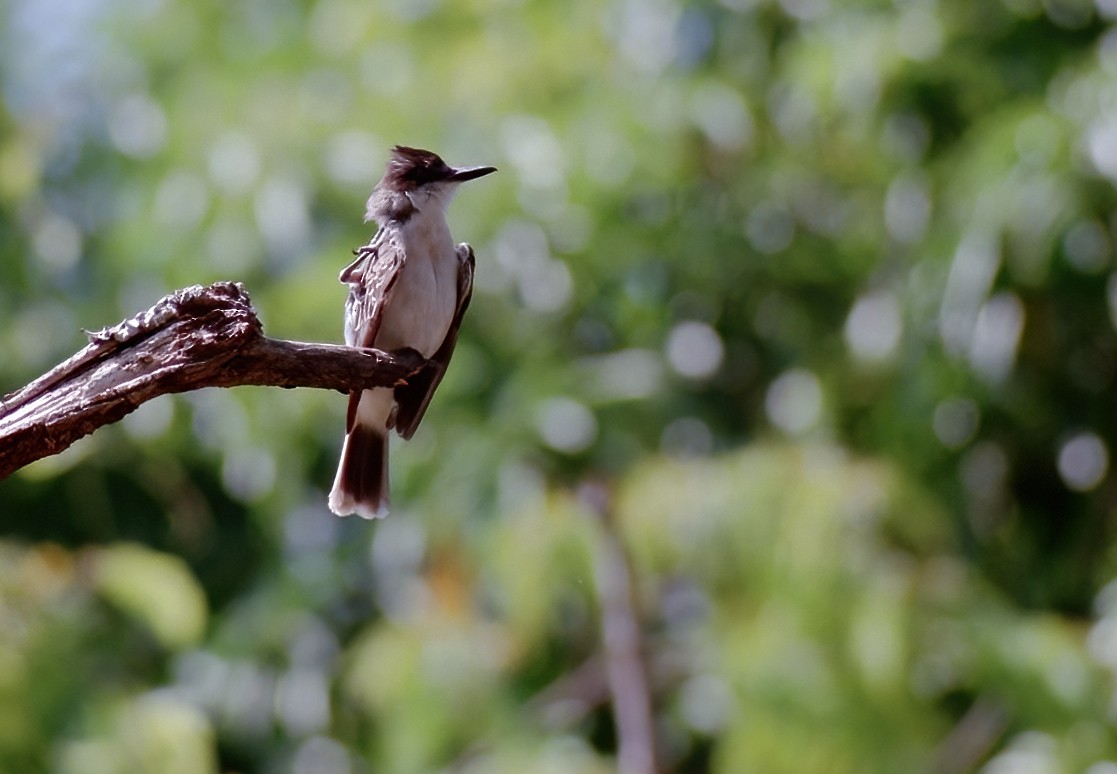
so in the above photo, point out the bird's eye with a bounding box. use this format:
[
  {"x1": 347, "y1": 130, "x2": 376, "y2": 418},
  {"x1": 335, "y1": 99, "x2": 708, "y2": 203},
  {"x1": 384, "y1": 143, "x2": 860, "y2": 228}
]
[{"x1": 407, "y1": 161, "x2": 449, "y2": 184}]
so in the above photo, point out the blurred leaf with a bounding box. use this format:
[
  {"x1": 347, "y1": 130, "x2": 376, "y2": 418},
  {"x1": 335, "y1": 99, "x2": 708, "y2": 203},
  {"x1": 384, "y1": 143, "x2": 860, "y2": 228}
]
[
  {"x1": 55, "y1": 693, "x2": 217, "y2": 774},
  {"x1": 92, "y1": 543, "x2": 208, "y2": 650}
]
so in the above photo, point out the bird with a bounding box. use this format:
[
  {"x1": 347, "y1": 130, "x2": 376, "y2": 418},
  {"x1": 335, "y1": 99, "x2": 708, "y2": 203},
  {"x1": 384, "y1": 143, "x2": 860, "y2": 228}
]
[{"x1": 328, "y1": 145, "x2": 496, "y2": 518}]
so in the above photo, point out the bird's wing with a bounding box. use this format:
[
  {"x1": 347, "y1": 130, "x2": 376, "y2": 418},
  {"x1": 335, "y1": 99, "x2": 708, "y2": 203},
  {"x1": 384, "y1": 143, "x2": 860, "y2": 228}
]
[
  {"x1": 340, "y1": 229, "x2": 403, "y2": 349},
  {"x1": 341, "y1": 231, "x2": 404, "y2": 432},
  {"x1": 392, "y1": 242, "x2": 476, "y2": 440}
]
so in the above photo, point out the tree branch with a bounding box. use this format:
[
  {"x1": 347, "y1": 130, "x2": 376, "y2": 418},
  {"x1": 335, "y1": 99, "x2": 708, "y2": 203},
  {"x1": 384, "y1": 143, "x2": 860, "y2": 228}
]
[
  {"x1": 582, "y1": 481, "x2": 658, "y2": 774},
  {"x1": 0, "y1": 281, "x2": 423, "y2": 479}
]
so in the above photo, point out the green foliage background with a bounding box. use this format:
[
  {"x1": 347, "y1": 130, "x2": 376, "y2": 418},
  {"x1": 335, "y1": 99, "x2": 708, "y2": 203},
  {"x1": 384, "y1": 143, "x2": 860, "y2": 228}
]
[{"x1": 3, "y1": 0, "x2": 1117, "y2": 771}]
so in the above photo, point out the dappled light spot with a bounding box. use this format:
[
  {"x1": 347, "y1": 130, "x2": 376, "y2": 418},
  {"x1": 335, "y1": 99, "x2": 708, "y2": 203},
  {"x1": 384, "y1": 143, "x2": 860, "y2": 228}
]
[
  {"x1": 220, "y1": 660, "x2": 277, "y2": 738},
  {"x1": 832, "y1": 30, "x2": 884, "y2": 119},
  {"x1": 679, "y1": 674, "x2": 733, "y2": 734},
  {"x1": 206, "y1": 217, "x2": 263, "y2": 273},
  {"x1": 969, "y1": 292, "x2": 1025, "y2": 384},
  {"x1": 581, "y1": 128, "x2": 636, "y2": 187},
  {"x1": 675, "y1": 6, "x2": 715, "y2": 67},
  {"x1": 961, "y1": 441, "x2": 1008, "y2": 496},
  {"x1": 1057, "y1": 431, "x2": 1109, "y2": 492},
  {"x1": 358, "y1": 43, "x2": 415, "y2": 96},
  {"x1": 283, "y1": 504, "x2": 342, "y2": 555},
  {"x1": 1006, "y1": 171, "x2": 1068, "y2": 279},
  {"x1": 496, "y1": 459, "x2": 546, "y2": 514},
  {"x1": 538, "y1": 737, "x2": 600, "y2": 770},
  {"x1": 661, "y1": 416, "x2": 714, "y2": 458},
  {"x1": 941, "y1": 231, "x2": 1001, "y2": 358},
  {"x1": 607, "y1": 0, "x2": 681, "y2": 74},
  {"x1": 487, "y1": 219, "x2": 573, "y2": 311},
  {"x1": 189, "y1": 390, "x2": 249, "y2": 453},
  {"x1": 501, "y1": 115, "x2": 565, "y2": 190},
  {"x1": 289, "y1": 616, "x2": 342, "y2": 671},
  {"x1": 765, "y1": 368, "x2": 822, "y2": 435},
  {"x1": 844, "y1": 290, "x2": 902, "y2": 363},
  {"x1": 299, "y1": 69, "x2": 354, "y2": 126},
  {"x1": 180, "y1": 661, "x2": 232, "y2": 714},
  {"x1": 292, "y1": 736, "x2": 352, "y2": 774},
  {"x1": 154, "y1": 170, "x2": 209, "y2": 229},
  {"x1": 486, "y1": 217, "x2": 566, "y2": 306},
  {"x1": 932, "y1": 397, "x2": 979, "y2": 449},
  {"x1": 882, "y1": 111, "x2": 931, "y2": 162},
  {"x1": 492, "y1": 218, "x2": 548, "y2": 274},
  {"x1": 55, "y1": 692, "x2": 215, "y2": 774},
  {"x1": 122, "y1": 395, "x2": 174, "y2": 441},
  {"x1": 108, "y1": 94, "x2": 167, "y2": 159},
  {"x1": 276, "y1": 670, "x2": 331, "y2": 737},
  {"x1": 1087, "y1": 610, "x2": 1117, "y2": 672},
  {"x1": 308, "y1": 0, "x2": 370, "y2": 56},
  {"x1": 323, "y1": 131, "x2": 381, "y2": 186},
  {"x1": 254, "y1": 175, "x2": 312, "y2": 258},
  {"x1": 659, "y1": 578, "x2": 710, "y2": 628},
  {"x1": 1101, "y1": 0, "x2": 1117, "y2": 21},
  {"x1": 4, "y1": 0, "x2": 111, "y2": 130},
  {"x1": 769, "y1": 80, "x2": 818, "y2": 145},
  {"x1": 779, "y1": 0, "x2": 827, "y2": 22},
  {"x1": 547, "y1": 203, "x2": 594, "y2": 254},
  {"x1": 583, "y1": 348, "x2": 664, "y2": 401},
  {"x1": 31, "y1": 212, "x2": 82, "y2": 273},
  {"x1": 1063, "y1": 219, "x2": 1111, "y2": 274},
  {"x1": 666, "y1": 321, "x2": 724, "y2": 379},
  {"x1": 960, "y1": 441, "x2": 1010, "y2": 537},
  {"x1": 1088, "y1": 112, "x2": 1117, "y2": 182},
  {"x1": 221, "y1": 447, "x2": 277, "y2": 503},
  {"x1": 370, "y1": 517, "x2": 426, "y2": 580},
  {"x1": 849, "y1": 569, "x2": 907, "y2": 692},
  {"x1": 746, "y1": 200, "x2": 794, "y2": 254},
  {"x1": 383, "y1": 0, "x2": 438, "y2": 22},
  {"x1": 896, "y1": 5, "x2": 943, "y2": 62},
  {"x1": 10, "y1": 300, "x2": 76, "y2": 370},
  {"x1": 536, "y1": 397, "x2": 598, "y2": 454},
  {"x1": 790, "y1": 177, "x2": 851, "y2": 237},
  {"x1": 884, "y1": 171, "x2": 931, "y2": 243},
  {"x1": 369, "y1": 518, "x2": 430, "y2": 621},
  {"x1": 982, "y1": 732, "x2": 1059, "y2": 774},
  {"x1": 519, "y1": 257, "x2": 573, "y2": 313},
  {"x1": 207, "y1": 132, "x2": 261, "y2": 195},
  {"x1": 690, "y1": 82, "x2": 752, "y2": 152}
]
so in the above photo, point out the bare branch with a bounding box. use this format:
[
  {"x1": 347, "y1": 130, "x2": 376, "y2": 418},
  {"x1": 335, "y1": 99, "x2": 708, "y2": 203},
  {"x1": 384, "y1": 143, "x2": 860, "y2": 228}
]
[
  {"x1": 0, "y1": 281, "x2": 422, "y2": 479},
  {"x1": 931, "y1": 696, "x2": 1009, "y2": 774},
  {"x1": 582, "y1": 481, "x2": 658, "y2": 774}
]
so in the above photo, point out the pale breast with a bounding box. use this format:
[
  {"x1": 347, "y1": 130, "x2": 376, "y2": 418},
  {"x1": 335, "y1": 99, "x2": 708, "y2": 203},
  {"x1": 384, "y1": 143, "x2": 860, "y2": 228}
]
[{"x1": 374, "y1": 216, "x2": 459, "y2": 357}]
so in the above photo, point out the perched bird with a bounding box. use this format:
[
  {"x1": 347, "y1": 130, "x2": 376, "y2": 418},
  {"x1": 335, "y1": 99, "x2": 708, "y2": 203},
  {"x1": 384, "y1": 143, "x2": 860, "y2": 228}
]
[{"x1": 329, "y1": 146, "x2": 496, "y2": 518}]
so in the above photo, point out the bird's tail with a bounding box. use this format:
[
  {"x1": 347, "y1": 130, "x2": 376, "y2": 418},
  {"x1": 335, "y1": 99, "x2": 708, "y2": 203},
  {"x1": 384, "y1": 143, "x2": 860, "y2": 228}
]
[{"x1": 329, "y1": 391, "x2": 391, "y2": 519}]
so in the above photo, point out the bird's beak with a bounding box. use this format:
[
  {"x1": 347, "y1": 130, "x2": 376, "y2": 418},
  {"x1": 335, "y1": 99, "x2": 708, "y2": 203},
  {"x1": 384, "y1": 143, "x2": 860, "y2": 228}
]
[{"x1": 449, "y1": 165, "x2": 498, "y2": 182}]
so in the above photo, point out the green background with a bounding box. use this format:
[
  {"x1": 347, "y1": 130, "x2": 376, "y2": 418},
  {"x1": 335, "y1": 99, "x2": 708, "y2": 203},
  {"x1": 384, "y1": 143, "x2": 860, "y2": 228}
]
[{"x1": 3, "y1": 0, "x2": 1117, "y2": 771}]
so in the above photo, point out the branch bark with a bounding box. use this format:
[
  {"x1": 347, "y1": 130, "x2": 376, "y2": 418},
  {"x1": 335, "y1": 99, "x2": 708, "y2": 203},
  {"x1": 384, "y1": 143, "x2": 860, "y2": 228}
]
[{"x1": 0, "y1": 281, "x2": 422, "y2": 480}]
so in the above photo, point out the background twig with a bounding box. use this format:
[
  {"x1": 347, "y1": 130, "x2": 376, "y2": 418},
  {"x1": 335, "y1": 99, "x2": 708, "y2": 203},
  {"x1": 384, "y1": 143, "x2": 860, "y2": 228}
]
[{"x1": 582, "y1": 481, "x2": 658, "y2": 774}]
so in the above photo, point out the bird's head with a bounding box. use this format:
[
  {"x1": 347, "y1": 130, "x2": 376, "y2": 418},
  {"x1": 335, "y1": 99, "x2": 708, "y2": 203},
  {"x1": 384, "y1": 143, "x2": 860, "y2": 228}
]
[{"x1": 367, "y1": 146, "x2": 496, "y2": 221}]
